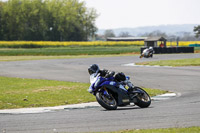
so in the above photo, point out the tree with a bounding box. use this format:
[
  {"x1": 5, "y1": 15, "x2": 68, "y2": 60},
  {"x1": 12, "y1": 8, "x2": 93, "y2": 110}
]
[
  {"x1": 0, "y1": 0, "x2": 98, "y2": 41},
  {"x1": 104, "y1": 29, "x2": 115, "y2": 39},
  {"x1": 118, "y1": 32, "x2": 131, "y2": 37},
  {"x1": 0, "y1": 1, "x2": 3, "y2": 40},
  {"x1": 147, "y1": 30, "x2": 167, "y2": 38},
  {"x1": 194, "y1": 25, "x2": 200, "y2": 38}
]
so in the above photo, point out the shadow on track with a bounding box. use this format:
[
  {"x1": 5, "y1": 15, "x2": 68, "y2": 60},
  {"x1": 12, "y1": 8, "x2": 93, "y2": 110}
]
[{"x1": 101, "y1": 106, "x2": 153, "y2": 111}]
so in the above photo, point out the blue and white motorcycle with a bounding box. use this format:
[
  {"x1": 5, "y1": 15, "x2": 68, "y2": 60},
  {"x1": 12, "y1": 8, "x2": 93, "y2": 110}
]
[{"x1": 88, "y1": 72, "x2": 151, "y2": 110}]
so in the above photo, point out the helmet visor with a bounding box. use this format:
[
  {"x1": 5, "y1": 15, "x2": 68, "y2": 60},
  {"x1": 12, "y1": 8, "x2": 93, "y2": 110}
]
[{"x1": 88, "y1": 69, "x2": 96, "y2": 75}]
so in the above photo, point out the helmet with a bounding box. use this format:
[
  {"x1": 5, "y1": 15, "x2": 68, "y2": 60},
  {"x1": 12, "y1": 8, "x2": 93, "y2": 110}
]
[
  {"x1": 88, "y1": 64, "x2": 99, "y2": 75},
  {"x1": 149, "y1": 47, "x2": 153, "y2": 50}
]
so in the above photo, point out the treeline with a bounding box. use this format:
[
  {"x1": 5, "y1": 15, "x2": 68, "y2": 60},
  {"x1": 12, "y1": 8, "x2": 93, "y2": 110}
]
[
  {"x1": 99, "y1": 29, "x2": 200, "y2": 41},
  {"x1": 0, "y1": 0, "x2": 97, "y2": 41}
]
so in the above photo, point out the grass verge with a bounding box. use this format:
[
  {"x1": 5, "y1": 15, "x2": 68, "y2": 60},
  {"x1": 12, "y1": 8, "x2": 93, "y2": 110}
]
[
  {"x1": 195, "y1": 47, "x2": 200, "y2": 53},
  {"x1": 0, "y1": 45, "x2": 199, "y2": 56},
  {"x1": 102, "y1": 127, "x2": 200, "y2": 133},
  {"x1": 0, "y1": 46, "x2": 140, "y2": 56},
  {"x1": 136, "y1": 58, "x2": 200, "y2": 67},
  {"x1": 0, "y1": 54, "x2": 137, "y2": 62},
  {"x1": 0, "y1": 76, "x2": 166, "y2": 109}
]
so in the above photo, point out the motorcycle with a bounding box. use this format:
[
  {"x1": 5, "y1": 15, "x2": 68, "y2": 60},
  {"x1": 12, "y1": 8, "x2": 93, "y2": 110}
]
[
  {"x1": 140, "y1": 47, "x2": 154, "y2": 58},
  {"x1": 88, "y1": 72, "x2": 151, "y2": 110}
]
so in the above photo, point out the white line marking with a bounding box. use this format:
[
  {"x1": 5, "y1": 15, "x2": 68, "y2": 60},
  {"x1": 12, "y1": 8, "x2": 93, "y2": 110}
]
[
  {"x1": 122, "y1": 63, "x2": 172, "y2": 68},
  {"x1": 0, "y1": 93, "x2": 178, "y2": 114}
]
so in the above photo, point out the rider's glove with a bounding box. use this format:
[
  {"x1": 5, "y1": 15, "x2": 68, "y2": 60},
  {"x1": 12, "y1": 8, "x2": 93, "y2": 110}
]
[{"x1": 100, "y1": 69, "x2": 108, "y2": 77}]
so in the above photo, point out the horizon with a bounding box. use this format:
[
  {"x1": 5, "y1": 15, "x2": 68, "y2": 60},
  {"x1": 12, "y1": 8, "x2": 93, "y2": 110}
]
[
  {"x1": 96, "y1": 24, "x2": 198, "y2": 37},
  {"x1": 97, "y1": 23, "x2": 199, "y2": 30}
]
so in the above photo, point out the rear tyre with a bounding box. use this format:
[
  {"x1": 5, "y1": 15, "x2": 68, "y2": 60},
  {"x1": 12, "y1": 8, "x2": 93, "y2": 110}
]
[
  {"x1": 134, "y1": 87, "x2": 151, "y2": 108},
  {"x1": 96, "y1": 90, "x2": 117, "y2": 110}
]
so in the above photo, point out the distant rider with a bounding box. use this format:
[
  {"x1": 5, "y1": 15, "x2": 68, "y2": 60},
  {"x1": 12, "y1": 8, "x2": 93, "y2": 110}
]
[{"x1": 140, "y1": 47, "x2": 154, "y2": 58}]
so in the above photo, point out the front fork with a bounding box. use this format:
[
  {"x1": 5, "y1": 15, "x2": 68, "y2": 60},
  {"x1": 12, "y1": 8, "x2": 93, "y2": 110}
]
[
  {"x1": 100, "y1": 87, "x2": 112, "y2": 99},
  {"x1": 103, "y1": 87, "x2": 109, "y2": 95},
  {"x1": 123, "y1": 79, "x2": 144, "y2": 99}
]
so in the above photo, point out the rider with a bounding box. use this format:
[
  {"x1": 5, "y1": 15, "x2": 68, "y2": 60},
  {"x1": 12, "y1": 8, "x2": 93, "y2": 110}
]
[
  {"x1": 148, "y1": 47, "x2": 154, "y2": 54},
  {"x1": 88, "y1": 64, "x2": 126, "y2": 80},
  {"x1": 140, "y1": 46, "x2": 154, "y2": 58},
  {"x1": 88, "y1": 64, "x2": 114, "y2": 78},
  {"x1": 88, "y1": 64, "x2": 131, "y2": 92}
]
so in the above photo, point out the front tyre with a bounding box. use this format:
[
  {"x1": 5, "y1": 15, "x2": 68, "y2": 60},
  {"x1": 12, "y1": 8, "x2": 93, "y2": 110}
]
[
  {"x1": 96, "y1": 90, "x2": 117, "y2": 110},
  {"x1": 134, "y1": 87, "x2": 151, "y2": 108}
]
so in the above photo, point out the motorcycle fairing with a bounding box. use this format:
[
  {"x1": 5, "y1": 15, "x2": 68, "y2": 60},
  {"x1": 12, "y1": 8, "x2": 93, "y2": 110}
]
[
  {"x1": 90, "y1": 74, "x2": 130, "y2": 106},
  {"x1": 100, "y1": 84, "x2": 130, "y2": 106}
]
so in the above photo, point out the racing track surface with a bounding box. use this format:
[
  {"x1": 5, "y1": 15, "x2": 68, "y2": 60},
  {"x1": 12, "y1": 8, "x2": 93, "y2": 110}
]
[{"x1": 0, "y1": 54, "x2": 200, "y2": 133}]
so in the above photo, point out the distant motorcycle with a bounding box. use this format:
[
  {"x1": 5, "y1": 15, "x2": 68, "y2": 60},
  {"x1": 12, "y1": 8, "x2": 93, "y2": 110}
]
[
  {"x1": 140, "y1": 47, "x2": 154, "y2": 58},
  {"x1": 88, "y1": 65, "x2": 151, "y2": 110}
]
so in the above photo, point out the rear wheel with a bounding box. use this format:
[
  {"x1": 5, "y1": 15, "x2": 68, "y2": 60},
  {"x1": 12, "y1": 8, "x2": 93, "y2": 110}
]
[
  {"x1": 133, "y1": 87, "x2": 151, "y2": 108},
  {"x1": 96, "y1": 89, "x2": 117, "y2": 110}
]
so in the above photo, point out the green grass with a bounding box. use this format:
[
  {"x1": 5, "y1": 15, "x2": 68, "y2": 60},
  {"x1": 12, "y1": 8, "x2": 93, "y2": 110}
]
[
  {"x1": 0, "y1": 76, "x2": 94, "y2": 109},
  {"x1": 0, "y1": 45, "x2": 199, "y2": 57},
  {"x1": 102, "y1": 127, "x2": 200, "y2": 133},
  {"x1": 195, "y1": 47, "x2": 200, "y2": 53},
  {"x1": 0, "y1": 76, "x2": 166, "y2": 109},
  {"x1": 142, "y1": 88, "x2": 168, "y2": 97},
  {"x1": 0, "y1": 54, "x2": 136, "y2": 62},
  {"x1": 0, "y1": 55, "x2": 84, "y2": 61},
  {"x1": 0, "y1": 46, "x2": 141, "y2": 56},
  {"x1": 136, "y1": 58, "x2": 200, "y2": 67}
]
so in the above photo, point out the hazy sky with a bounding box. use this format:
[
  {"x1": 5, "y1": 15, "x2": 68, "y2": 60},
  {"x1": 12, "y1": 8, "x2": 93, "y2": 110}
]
[{"x1": 83, "y1": 0, "x2": 200, "y2": 29}]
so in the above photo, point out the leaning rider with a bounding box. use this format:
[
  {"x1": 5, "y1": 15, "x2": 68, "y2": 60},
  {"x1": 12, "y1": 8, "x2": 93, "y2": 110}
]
[
  {"x1": 88, "y1": 64, "x2": 113, "y2": 78},
  {"x1": 88, "y1": 64, "x2": 133, "y2": 94}
]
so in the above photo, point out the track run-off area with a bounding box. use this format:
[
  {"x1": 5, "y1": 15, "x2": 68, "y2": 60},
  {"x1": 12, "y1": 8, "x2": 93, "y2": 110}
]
[{"x1": 0, "y1": 53, "x2": 200, "y2": 133}]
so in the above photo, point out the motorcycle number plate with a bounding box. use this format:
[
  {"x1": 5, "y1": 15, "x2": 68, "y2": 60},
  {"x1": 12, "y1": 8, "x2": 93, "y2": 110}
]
[{"x1": 122, "y1": 99, "x2": 129, "y2": 103}]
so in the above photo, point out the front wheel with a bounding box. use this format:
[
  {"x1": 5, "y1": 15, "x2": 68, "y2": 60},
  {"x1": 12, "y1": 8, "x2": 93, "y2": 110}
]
[
  {"x1": 96, "y1": 89, "x2": 117, "y2": 110},
  {"x1": 134, "y1": 87, "x2": 151, "y2": 108}
]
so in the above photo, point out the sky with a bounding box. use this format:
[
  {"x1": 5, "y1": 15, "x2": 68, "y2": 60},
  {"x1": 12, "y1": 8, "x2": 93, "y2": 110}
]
[{"x1": 83, "y1": 0, "x2": 200, "y2": 29}]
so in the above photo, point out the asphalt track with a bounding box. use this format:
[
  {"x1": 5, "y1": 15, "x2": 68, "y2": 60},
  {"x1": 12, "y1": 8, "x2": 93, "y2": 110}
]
[{"x1": 0, "y1": 54, "x2": 200, "y2": 133}]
